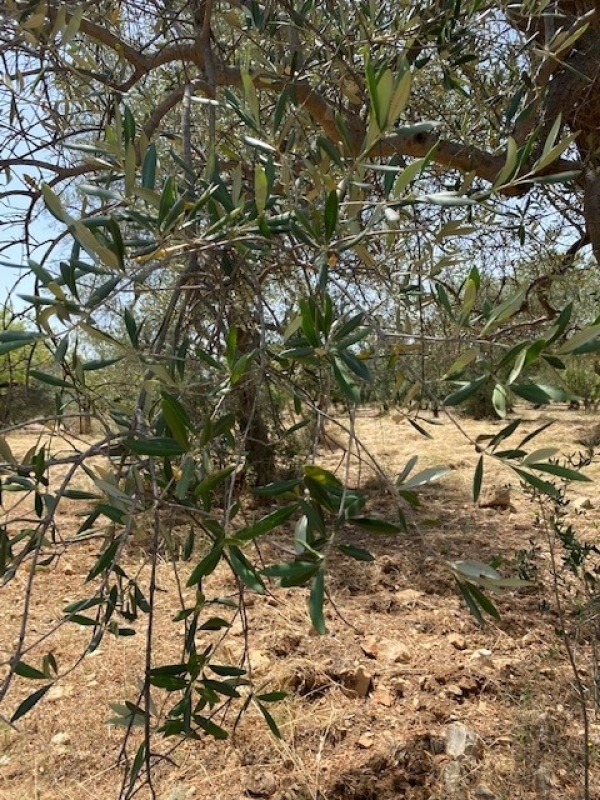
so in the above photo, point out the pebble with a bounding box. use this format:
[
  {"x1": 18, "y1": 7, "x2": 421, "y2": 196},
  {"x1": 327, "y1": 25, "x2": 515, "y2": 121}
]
[
  {"x1": 474, "y1": 784, "x2": 496, "y2": 800},
  {"x1": 445, "y1": 722, "x2": 483, "y2": 759},
  {"x1": 448, "y1": 633, "x2": 467, "y2": 651},
  {"x1": 386, "y1": 642, "x2": 412, "y2": 664},
  {"x1": 371, "y1": 687, "x2": 394, "y2": 707},
  {"x1": 245, "y1": 769, "x2": 277, "y2": 797},
  {"x1": 357, "y1": 732, "x2": 374, "y2": 749}
]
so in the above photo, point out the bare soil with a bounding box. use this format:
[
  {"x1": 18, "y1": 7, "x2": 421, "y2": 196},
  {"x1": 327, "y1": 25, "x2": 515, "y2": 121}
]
[{"x1": 1, "y1": 407, "x2": 599, "y2": 800}]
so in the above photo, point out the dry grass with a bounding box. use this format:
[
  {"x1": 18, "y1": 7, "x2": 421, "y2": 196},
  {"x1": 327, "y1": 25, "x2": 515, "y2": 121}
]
[{"x1": 1, "y1": 407, "x2": 599, "y2": 799}]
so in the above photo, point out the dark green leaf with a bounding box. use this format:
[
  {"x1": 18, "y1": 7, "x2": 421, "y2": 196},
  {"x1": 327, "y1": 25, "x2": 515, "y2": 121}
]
[
  {"x1": 444, "y1": 376, "x2": 488, "y2": 406},
  {"x1": 210, "y1": 664, "x2": 247, "y2": 677},
  {"x1": 142, "y1": 144, "x2": 157, "y2": 189},
  {"x1": 251, "y1": 479, "x2": 303, "y2": 497},
  {"x1": 464, "y1": 581, "x2": 501, "y2": 620},
  {"x1": 256, "y1": 691, "x2": 287, "y2": 702},
  {"x1": 510, "y1": 383, "x2": 552, "y2": 404},
  {"x1": 257, "y1": 701, "x2": 282, "y2": 739},
  {"x1": 86, "y1": 276, "x2": 121, "y2": 308},
  {"x1": 14, "y1": 661, "x2": 46, "y2": 680},
  {"x1": 193, "y1": 715, "x2": 228, "y2": 740},
  {"x1": 86, "y1": 540, "x2": 119, "y2": 581},
  {"x1": 11, "y1": 684, "x2": 51, "y2": 722},
  {"x1": 186, "y1": 542, "x2": 223, "y2": 586},
  {"x1": 489, "y1": 418, "x2": 521, "y2": 449},
  {"x1": 407, "y1": 418, "x2": 433, "y2": 439},
  {"x1": 473, "y1": 456, "x2": 483, "y2": 503},
  {"x1": 161, "y1": 392, "x2": 191, "y2": 449},
  {"x1": 129, "y1": 742, "x2": 146, "y2": 791},
  {"x1": 518, "y1": 420, "x2": 555, "y2": 448},
  {"x1": 261, "y1": 560, "x2": 320, "y2": 587},
  {"x1": 513, "y1": 467, "x2": 559, "y2": 498},
  {"x1": 324, "y1": 190, "x2": 339, "y2": 240},
  {"x1": 317, "y1": 136, "x2": 344, "y2": 167},
  {"x1": 228, "y1": 546, "x2": 266, "y2": 593},
  {"x1": 158, "y1": 176, "x2": 177, "y2": 226},
  {"x1": 148, "y1": 674, "x2": 187, "y2": 691},
  {"x1": 529, "y1": 463, "x2": 591, "y2": 482},
  {"x1": 337, "y1": 348, "x2": 372, "y2": 382},
  {"x1": 235, "y1": 505, "x2": 298, "y2": 542},
  {"x1": 123, "y1": 437, "x2": 187, "y2": 457},
  {"x1": 338, "y1": 544, "x2": 375, "y2": 562},
  {"x1": 29, "y1": 370, "x2": 71, "y2": 389},
  {"x1": 455, "y1": 579, "x2": 484, "y2": 626},
  {"x1": 198, "y1": 617, "x2": 231, "y2": 630},
  {"x1": 350, "y1": 517, "x2": 405, "y2": 534},
  {"x1": 203, "y1": 678, "x2": 240, "y2": 699},
  {"x1": 332, "y1": 354, "x2": 361, "y2": 404},
  {"x1": 82, "y1": 356, "x2": 124, "y2": 371},
  {"x1": 308, "y1": 569, "x2": 326, "y2": 634}
]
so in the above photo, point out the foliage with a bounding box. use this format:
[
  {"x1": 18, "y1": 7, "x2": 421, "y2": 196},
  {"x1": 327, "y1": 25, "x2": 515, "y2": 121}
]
[
  {"x1": 563, "y1": 356, "x2": 600, "y2": 411},
  {"x1": 1, "y1": 0, "x2": 600, "y2": 796}
]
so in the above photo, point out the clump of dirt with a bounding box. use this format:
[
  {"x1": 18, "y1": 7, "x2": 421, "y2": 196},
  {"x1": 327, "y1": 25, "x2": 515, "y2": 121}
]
[{"x1": 327, "y1": 735, "x2": 442, "y2": 800}]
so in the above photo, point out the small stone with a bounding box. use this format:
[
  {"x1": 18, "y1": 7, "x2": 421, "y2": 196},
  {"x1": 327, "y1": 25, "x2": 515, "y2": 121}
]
[
  {"x1": 469, "y1": 648, "x2": 494, "y2": 666},
  {"x1": 163, "y1": 786, "x2": 190, "y2": 800},
  {"x1": 385, "y1": 642, "x2": 412, "y2": 664},
  {"x1": 474, "y1": 784, "x2": 496, "y2": 800},
  {"x1": 360, "y1": 637, "x2": 380, "y2": 659},
  {"x1": 248, "y1": 650, "x2": 271, "y2": 676},
  {"x1": 395, "y1": 589, "x2": 424, "y2": 606},
  {"x1": 63, "y1": 563, "x2": 75, "y2": 576},
  {"x1": 521, "y1": 632, "x2": 537, "y2": 646},
  {"x1": 349, "y1": 665, "x2": 373, "y2": 698},
  {"x1": 446, "y1": 684, "x2": 463, "y2": 698},
  {"x1": 47, "y1": 685, "x2": 72, "y2": 701},
  {"x1": 448, "y1": 633, "x2": 467, "y2": 651},
  {"x1": 245, "y1": 769, "x2": 277, "y2": 797},
  {"x1": 572, "y1": 496, "x2": 593, "y2": 512},
  {"x1": 441, "y1": 761, "x2": 465, "y2": 799},
  {"x1": 357, "y1": 732, "x2": 374, "y2": 749},
  {"x1": 534, "y1": 765, "x2": 554, "y2": 797},
  {"x1": 445, "y1": 723, "x2": 483, "y2": 759},
  {"x1": 391, "y1": 678, "x2": 410, "y2": 698},
  {"x1": 51, "y1": 732, "x2": 71, "y2": 746},
  {"x1": 478, "y1": 485, "x2": 511, "y2": 510},
  {"x1": 371, "y1": 687, "x2": 394, "y2": 707}
]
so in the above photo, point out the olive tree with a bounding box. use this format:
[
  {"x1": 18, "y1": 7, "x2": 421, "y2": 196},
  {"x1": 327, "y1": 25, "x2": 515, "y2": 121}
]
[{"x1": 1, "y1": 1, "x2": 599, "y2": 796}]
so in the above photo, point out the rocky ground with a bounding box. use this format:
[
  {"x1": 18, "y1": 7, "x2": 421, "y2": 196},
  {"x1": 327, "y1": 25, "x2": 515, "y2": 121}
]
[{"x1": 0, "y1": 407, "x2": 599, "y2": 800}]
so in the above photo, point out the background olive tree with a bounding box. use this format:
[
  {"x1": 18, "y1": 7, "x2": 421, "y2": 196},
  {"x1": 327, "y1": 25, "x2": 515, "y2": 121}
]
[{"x1": 2, "y1": 1, "x2": 600, "y2": 796}]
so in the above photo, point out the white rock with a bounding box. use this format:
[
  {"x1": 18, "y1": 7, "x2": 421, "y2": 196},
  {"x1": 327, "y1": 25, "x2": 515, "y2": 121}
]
[
  {"x1": 469, "y1": 648, "x2": 494, "y2": 666},
  {"x1": 572, "y1": 496, "x2": 593, "y2": 512},
  {"x1": 441, "y1": 761, "x2": 465, "y2": 799},
  {"x1": 445, "y1": 723, "x2": 483, "y2": 759}
]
